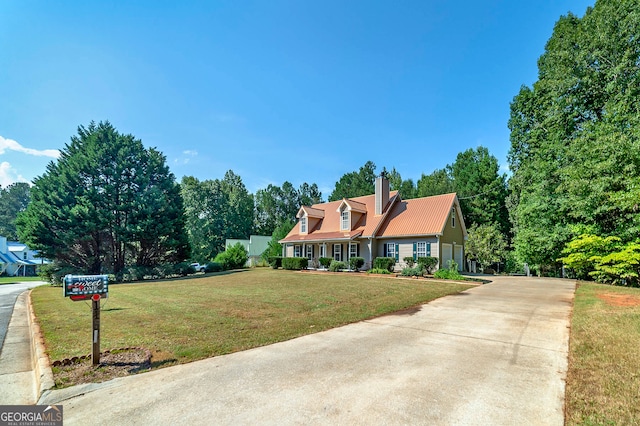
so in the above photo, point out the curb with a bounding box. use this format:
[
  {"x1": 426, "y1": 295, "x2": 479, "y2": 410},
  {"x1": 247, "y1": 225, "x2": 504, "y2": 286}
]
[{"x1": 26, "y1": 290, "x2": 55, "y2": 401}]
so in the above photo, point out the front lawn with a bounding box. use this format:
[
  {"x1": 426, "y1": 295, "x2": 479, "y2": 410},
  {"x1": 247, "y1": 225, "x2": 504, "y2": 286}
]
[
  {"x1": 32, "y1": 268, "x2": 472, "y2": 368},
  {"x1": 566, "y1": 282, "x2": 640, "y2": 424},
  {"x1": 0, "y1": 276, "x2": 44, "y2": 285}
]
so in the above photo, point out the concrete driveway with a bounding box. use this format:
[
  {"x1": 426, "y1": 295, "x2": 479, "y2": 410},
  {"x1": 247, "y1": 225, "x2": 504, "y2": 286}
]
[{"x1": 41, "y1": 276, "x2": 575, "y2": 425}]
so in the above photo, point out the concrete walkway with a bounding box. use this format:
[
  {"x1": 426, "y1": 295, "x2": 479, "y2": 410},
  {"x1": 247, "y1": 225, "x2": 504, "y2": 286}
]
[
  {"x1": 39, "y1": 276, "x2": 575, "y2": 425},
  {"x1": 0, "y1": 292, "x2": 37, "y2": 404}
]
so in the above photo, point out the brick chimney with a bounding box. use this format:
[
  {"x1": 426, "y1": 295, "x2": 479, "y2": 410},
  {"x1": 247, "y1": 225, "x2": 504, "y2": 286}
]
[{"x1": 375, "y1": 172, "x2": 389, "y2": 215}]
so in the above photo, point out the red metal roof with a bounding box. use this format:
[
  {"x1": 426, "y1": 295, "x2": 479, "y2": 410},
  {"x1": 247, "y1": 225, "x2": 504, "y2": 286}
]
[{"x1": 376, "y1": 193, "x2": 458, "y2": 237}]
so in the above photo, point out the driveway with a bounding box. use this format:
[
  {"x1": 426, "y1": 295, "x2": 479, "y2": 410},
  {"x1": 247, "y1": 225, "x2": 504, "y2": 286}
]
[{"x1": 41, "y1": 276, "x2": 575, "y2": 425}]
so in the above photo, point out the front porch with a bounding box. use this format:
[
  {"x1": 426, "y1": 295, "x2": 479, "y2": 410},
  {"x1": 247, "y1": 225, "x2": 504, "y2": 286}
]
[{"x1": 284, "y1": 239, "x2": 372, "y2": 270}]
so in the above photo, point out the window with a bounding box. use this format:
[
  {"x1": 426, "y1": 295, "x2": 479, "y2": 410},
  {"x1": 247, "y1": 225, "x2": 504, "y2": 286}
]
[
  {"x1": 417, "y1": 242, "x2": 427, "y2": 258},
  {"x1": 349, "y1": 243, "x2": 358, "y2": 259},
  {"x1": 319, "y1": 245, "x2": 325, "y2": 258},
  {"x1": 23, "y1": 252, "x2": 27, "y2": 260},
  {"x1": 306, "y1": 245, "x2": 313, "y2": 260},
  {"x1": 294, "y1": 245, "x2": 301, "y2": 257},
  {"x1": 341, "y1": 210, "x2": 349, "y2": 230},
  {"x1": 386, "y1": 243, "x2": 396, "y2": 259},
  {"x1": 451, "y1": 208, "x2": 456, "y2": 228},
  {"x1": 333, "y1": 244, "x2": 341, "y2": 261},
  {"x1": 300, "y1": 217, "x2": 307, "y2": 233}
]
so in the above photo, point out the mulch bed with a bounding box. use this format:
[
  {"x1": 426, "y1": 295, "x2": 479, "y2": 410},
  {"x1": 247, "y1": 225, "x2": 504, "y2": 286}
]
[{"x1": 51, "y1": 347, "x2": 151, "y2": 388}]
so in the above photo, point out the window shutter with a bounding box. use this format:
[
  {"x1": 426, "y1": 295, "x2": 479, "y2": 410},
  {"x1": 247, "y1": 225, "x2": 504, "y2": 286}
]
[
  {"x1": 384, "y1": 244, "x2": 387, "y2": 257},
  {"x1": 395, "y1": 243, "x2": 399, "y2": 262},
  {"x1": 427, "y1": 243, "x2": 431, "y2": 257},
  {"x1": 413, "y1": 243, "x2": 417, "y2": 260}
]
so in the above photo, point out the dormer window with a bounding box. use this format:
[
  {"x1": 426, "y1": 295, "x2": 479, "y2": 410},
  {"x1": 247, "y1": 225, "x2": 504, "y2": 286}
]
[
  {"x1": 341, "y1": 210, "x2": 349, "y2": 230},
  {"x1": 300, "y1": 217, "x2": 307, "y2": 233}
]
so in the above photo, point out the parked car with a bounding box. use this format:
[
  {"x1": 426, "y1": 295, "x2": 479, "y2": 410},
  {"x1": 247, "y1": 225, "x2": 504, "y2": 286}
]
[{"x1": 190, "y1": 263, "x2": 206, "y2": 273}]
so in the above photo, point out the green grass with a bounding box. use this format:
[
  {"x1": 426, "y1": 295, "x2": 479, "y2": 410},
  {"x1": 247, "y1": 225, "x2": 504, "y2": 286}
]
[
  {"x1": 566, "y1": 282, "x2": 640, "y2": 425},
  {"x1": 32, "y1": 268, "x2": 472, "y2": 367},
  {"x1": 0, "y1": 276, "x2": 45, "y2": 285}
]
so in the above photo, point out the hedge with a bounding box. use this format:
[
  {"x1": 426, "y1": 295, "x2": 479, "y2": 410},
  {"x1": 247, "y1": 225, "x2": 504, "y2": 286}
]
[
  {"x1": 374, "y1": 257, "x2": 396, "y2": 272},
  {"x1": 282, "y1": 257, "x2": 308, "y2": 270},
  {"x1": 268, "y1": 256, "x2": 283, "y2": 269},
  {"x1": 349, "y1": 257, "x2": 365, "y2": 271},
  {"x1": 329, "y1": 260, "x2": 347, "y2": 272}
]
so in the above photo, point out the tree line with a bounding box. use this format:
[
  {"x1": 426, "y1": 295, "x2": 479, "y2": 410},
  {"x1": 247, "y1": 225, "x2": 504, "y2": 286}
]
[{"x1": 2, "y1": 121, "x2": 508, "y2": 277}]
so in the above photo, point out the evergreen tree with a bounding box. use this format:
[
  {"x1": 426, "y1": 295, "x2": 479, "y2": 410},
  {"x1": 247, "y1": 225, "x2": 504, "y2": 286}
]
[
  {"x1": 16, "y1": 121, "x2": 189, "y2": 274},
  {"x1": 0, "y1": 182, "x2": 30, "y2": 240}
]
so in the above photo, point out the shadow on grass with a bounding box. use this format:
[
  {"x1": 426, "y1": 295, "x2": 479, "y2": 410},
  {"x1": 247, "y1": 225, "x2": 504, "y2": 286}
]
[
  {"x1": 110, "y1": 269, "x2": 250, "y2": 286},
  {"x1": 151, "y1": 358, "x2": 178, "y2": 369}
]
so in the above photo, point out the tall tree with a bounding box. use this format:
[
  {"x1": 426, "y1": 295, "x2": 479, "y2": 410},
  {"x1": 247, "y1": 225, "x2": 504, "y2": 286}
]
[
  {"x1": 220, "y1": 170, "x2": 254, "y2": 240},
  {"x1": 448, "y1": 146, "x2": 509, "y2": 234},
  {"x1": 17, "y1": 121, "x2": 189, "y2": 274},
  {"x1": 328, "y1": 161, "x2": 377, "y2": 201},
  {"x1": 508, "y1": 0, "x2": 640, "y2": 269},
  {"x1": 0, "y1": 182, "x2": 30, "y2": 240},
  {"x1": 385, "y1": 167, "x2": 416, "y2": 199},
  {"x1": 416, "y1": 168, "x2": 454, "y2": 198}
]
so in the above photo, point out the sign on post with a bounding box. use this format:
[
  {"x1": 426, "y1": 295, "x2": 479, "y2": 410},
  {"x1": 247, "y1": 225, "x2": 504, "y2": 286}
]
[{"x1": 64, "y1": 274, "x2": 109, "y2": 365}]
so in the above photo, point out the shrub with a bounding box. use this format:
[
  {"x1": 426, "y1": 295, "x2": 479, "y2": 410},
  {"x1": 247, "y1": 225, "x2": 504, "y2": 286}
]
[
  {"x1": 174, "y1": 262, "x2": 195, "y2": 277},
  {"x1": 367, "y1": 268, "x2": 391, "y2": 274},
  {"x1": 349, "y1": 257, "x2": 365, "y2": 271},
  {"x1": 434, "y1": 260, "x2": 464, "y2": 281},
  {"x1": 401, "y1": 266, "x2": 424, "y2": 277},
  {"x1": 205, "y1": 262, "x2": 223, "y2": 273},
  {"x1": 374, "y1": 257, "x2": 396, "y2": 272},
  {"x1": 282, "y1": 257, "x2": 308, "y2": 270},
  {"x1": 329, "y1": 260, "x2": 347, "y2": 272},
  {"x1": 417, "y1": 257, "x2": 438, "y2": 274},
  {"x1": 268, "y1": 256, "x2": 283, "y2": 269},
  {"x1": 483, "y1": 267, "x2": 496, "y2": 275},
  {"x1": 37, "y1": 262, "x2": 80, "y2": 285},
  {"x1": 214, "y1": 242, "x2": 249, "y2": 270},
  {"x1": 319, "y1": 257, "x2": 333, "y2": 269},
  {"x1": 403, "y1": 256, "x2": 415, "y2": 268}
]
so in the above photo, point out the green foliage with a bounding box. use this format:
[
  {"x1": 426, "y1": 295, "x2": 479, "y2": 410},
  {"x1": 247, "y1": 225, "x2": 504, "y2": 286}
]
[
  {"x1": 373, "y1": 257, "x2": 396, "y2": 272},
  {"x1": 385, "y1": 167, "x2": 416, "y2": 199},
  {"x1": 465, "y1": 222, "x2": 508, "y2": 269},
  {"x1": 261, "y1": 219, "x2": 295, "y2": 262},
  {"x1": 16, "y1": 121, "x2": 189, "y2": 275},
  {"x1": 349, "y1": 257, "x2": 365, "y2": 271},
  {"x1": 282, "y1": 257, "x2": 308, "y2": 270},
  {"x1": 559, "y1": 234, "x2": 621, "y2": 280},
  {"x1": 508, "y1": 1, "x2": 640, "y2": 268},
  {"x1": 403, "y1": 256, "x2": 415, "y2": 267},
  {"x1": 434, "y1": 260, "x2": 464, "y2": 280},
  {"x1": 591, "y1": 242, "x2": 640, "y2": 287},
  {"x1": 416, "y1": 168, "x2": 454, "y2": 198},
  {"x1": 214, "y1": 242, "x2": 248, "y2": 270},
  {"x1": 319, "y1": 257, "x2": 333, "y2": 269},
  {"x1": 329, "y1": 260, "x2": 347, "y2": 272},
  {"x1": 268, "y1": 256, "x2": 283, "y2": 269},
  {"x1": 37, "y1": 262, "x2": 80, "y2": 285},
  {"x1": 204, "y1": 262, "x2": 223, "y2": 273},
  {"x1": 254, "y1": 182, "x2": 322, "y2": 236},
  {"x1": 367, "y1": 268, "x2": 391, "y2": 275},
  {"x1": 417, "y1": 257, "x2": 438, "y2": 274},
  {"x1": 401, "y1": 266, "x2": 424, "y2": 277},
  {"x1": 181, "y1": 171, "x2": 253, "y2": 263},
  {"x1": 0, "y1": 182, "x2": 30, "y2": 240},
  {"x1": 329, "y1": 161, "x2": 377, "y2": 201}
]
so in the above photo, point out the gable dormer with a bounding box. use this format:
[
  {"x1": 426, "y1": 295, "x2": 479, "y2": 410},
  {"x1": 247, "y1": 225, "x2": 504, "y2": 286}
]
[
  {"x1": 296, "y1": 206, "x2": 324, "y2": 235},
  {"x1": 336, "y1": 199, "x2": 367, "y2": 232}
]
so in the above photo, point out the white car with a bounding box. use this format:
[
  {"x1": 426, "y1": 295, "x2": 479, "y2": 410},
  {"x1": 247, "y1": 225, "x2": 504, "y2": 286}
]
[{"x1": 190, "y1": 263, "x2": 206, "y2": 273}]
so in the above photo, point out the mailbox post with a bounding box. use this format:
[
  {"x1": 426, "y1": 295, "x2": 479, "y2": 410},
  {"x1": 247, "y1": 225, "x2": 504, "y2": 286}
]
[{"x1": 64, "y1": 275, "x2": 109, "y2": 365}]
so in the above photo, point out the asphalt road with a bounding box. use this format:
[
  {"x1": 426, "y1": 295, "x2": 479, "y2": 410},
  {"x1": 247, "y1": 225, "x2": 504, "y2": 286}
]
[
  {"x1": 42, "y1": 276, "x2": 575, "y2": 425},
  {"x1": 0, "y1": 281, "x2": 45, "y2": 355}
]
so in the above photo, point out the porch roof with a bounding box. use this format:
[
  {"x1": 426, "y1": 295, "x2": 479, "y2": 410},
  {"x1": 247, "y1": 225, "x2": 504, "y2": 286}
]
[{"x1": 280, "y1": 230, "x2": 363, "y2": 244}]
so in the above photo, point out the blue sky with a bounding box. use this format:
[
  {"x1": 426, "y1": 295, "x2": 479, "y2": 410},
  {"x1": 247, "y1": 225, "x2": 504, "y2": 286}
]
[{"x1": 0, "y1": 0, "x2": 594, "y2": 196}]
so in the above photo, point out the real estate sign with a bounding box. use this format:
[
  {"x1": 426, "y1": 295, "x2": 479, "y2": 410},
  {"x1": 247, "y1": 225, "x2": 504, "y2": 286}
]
[{"x1": 63, "y1": 274, "x2": 109, "y2": 300}]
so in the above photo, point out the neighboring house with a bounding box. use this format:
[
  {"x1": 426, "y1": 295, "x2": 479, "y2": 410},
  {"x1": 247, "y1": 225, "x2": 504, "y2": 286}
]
[
  {"x1": 279, "y1": 174, "x2": 467, "y2": 271},
  {"x1": 0, "y1": 236, "x2": 49, "y2": 276},
  {"x1": 225, "y1": 235, "x2": 272, "y2": 266}
]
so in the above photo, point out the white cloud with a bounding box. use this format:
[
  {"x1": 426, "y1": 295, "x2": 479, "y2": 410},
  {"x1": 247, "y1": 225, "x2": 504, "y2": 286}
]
[
  {"x1": 0, "y1": 162, "x2": 29, "y2": 187},
  {"x1": 0, "y1": 136, "x2": 60, "y2": 158},
  {"x1": 183, "y1": 150, "x2": 198, "y2": 156}
]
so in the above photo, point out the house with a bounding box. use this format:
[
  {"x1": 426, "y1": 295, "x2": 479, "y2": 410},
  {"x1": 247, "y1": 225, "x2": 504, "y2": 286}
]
[
  {"x1": 0, "y1": 236, "x2": 48, "y2": 277},
  {"x1": 279, "y1": 174, "x2": 467, "y2": 271},
  {"x1": 225, "y1": 235, "x2": 272, "y2": 266}
]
